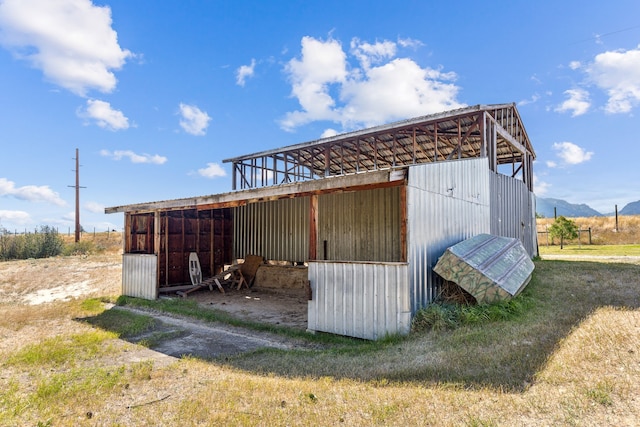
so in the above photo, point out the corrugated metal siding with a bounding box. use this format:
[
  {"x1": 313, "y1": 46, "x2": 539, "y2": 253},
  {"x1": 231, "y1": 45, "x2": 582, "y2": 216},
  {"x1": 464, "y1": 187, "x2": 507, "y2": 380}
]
[
  {"x1": 406, "y1": 158, "x2": 491, "y2": 312},
  {"x1": 233, "y1": 197, "x2": 309, "y2": 262},
  {"x1": 307, "y1": 261, "x2": 411, "y2": 340},
  {"x1": 489, "y1": 173, "x2": 538, "y2": 257},
  {"x1": 122, "y1": 254, "x2": 158, "y2": 300},
  {"x1": 318, "y1": 186, "x2": 401, "y2": 262}
]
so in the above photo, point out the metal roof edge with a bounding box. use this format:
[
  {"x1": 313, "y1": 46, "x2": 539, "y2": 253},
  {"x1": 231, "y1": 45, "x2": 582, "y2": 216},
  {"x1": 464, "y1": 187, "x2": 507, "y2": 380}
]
[{"x1": 105, "y1": 167, "x2": 406, "y2": 214}]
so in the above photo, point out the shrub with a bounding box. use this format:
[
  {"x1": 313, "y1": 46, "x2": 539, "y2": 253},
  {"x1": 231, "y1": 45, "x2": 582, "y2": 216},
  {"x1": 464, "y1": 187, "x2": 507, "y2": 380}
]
[
  {"x1": 412, "y1": 291, "x2": 534, "y2": 333},
  {"x1": 0, "y1": 226, "x2": 64, "y2": 260},
  {"x1": 62, "y1": 240, "x2": 99, "y2": 256}
]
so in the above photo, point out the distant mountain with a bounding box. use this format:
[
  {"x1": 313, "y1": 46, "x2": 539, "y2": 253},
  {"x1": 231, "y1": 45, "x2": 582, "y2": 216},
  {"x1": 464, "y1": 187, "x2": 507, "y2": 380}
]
[
  {"x1": 536, "y1": 197, "x2": 603, "y2": 218},
  {"x1": 620, "y1": 200, "x2": 640, "y2": 215}
]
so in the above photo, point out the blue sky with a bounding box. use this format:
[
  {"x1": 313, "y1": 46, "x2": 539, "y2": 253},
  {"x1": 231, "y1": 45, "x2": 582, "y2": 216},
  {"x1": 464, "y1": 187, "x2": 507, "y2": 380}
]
[{"x1": 1, "y1": 0, "x2": 639, "y2": 232}]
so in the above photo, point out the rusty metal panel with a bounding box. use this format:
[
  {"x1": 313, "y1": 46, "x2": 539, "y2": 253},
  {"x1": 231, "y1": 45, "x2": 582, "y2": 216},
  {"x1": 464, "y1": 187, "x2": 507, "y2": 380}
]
[
  {"x1": 122, "y1": 254, "x2": 157, "y2": 300},
  {"x1": 489, "y1": 173, "x2": 538, "y2": 257},
  {"x1": 317, "y1": 186, "x2": 401, "y2": 262},
  {"x1": 406, "y1": 158, "x2": 491, "y2": 312},
  {"x1": 307, "y1": 261, "x2": 411, "y2": 340},
  {"x1": 233, "y1": 197, "x2": 309, "y2": 262}
]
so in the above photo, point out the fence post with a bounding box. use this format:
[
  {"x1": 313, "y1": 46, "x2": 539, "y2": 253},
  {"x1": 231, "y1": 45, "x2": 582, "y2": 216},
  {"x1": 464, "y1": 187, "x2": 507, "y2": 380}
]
[
  {"x1": 589, "y1": 227, "x2": 592, "y2": 245},
  {"x1": 546, "y1": 225, "x2": 549, "y2": 246},
  {"x1": 578, "y1": 228, "x2": 581, "y2": 248}
]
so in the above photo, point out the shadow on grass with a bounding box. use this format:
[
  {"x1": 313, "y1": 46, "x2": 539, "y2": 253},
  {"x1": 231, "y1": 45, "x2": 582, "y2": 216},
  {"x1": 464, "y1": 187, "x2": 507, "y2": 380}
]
[
  {"x1": 79, "y1": 260, "x2": 640, "y2": 392},
  {"x1": 77, "y1": 297, "x2": 361, "y2": 360},
  {"x1": 219, "y1": 260, "x2": 640, "y2": 392}
]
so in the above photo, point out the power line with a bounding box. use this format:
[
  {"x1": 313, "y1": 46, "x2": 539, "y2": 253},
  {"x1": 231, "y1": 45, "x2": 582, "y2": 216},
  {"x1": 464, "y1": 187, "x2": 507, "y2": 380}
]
[{"x1": 570, "y1": 24, "x2": 640, "y2": 45}]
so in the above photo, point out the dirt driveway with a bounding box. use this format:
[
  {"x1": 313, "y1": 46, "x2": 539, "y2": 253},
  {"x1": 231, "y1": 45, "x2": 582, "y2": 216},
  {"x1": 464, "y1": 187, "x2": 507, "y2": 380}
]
[{"x1": 0, "y1": 254, "x2": 314, "y2": 361}]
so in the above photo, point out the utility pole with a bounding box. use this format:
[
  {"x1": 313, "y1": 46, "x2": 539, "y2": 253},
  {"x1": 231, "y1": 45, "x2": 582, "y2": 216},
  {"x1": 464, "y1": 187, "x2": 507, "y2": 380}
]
[{"x1": 68, "y1": 148, "x2": 86, "y2": 242}]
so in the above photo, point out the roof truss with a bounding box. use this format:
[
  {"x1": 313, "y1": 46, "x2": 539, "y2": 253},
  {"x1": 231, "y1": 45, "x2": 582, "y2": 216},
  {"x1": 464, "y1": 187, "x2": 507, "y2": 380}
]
[{"x1": 224, "y1": 103, "x2": 535, "y2": 191}]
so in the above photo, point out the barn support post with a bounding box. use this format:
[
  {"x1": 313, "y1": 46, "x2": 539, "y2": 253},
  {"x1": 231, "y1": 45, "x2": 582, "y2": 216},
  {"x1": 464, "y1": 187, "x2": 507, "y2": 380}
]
[
  {"x1": 309, "y1": 195, "x2": 318, "y2": 261},
  {"x1": 154, "y1": 210, "x2": 161, "y2": 292}
]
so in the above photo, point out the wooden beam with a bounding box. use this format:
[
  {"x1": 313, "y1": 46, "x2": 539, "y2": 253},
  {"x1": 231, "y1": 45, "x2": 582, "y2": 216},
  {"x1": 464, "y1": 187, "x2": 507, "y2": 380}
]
[
  {"x1": 154, "y1": 211, "x2": 161, "y2": 292},
  {"x1": 400, "y1": 185, "x2": 407, "y2": 262},
  {"x1": 309, "y1": 195, "x2": 318, "y2": 261}
]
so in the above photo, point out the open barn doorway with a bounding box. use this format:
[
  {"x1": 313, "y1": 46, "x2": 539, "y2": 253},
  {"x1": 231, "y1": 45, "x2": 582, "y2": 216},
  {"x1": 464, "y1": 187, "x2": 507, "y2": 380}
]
[{"x1": 176, "y1": 260, "x2": 310, "y2": 330}]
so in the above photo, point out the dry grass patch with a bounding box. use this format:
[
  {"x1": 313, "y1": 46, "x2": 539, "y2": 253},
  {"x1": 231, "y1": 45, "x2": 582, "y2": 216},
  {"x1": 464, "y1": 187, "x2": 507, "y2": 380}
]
[
  {"x1": 1, "y1": 249, "x2": 640, "y2": 425},
  {"x1": 537, "y1": 214, "x2": 640, "y2": 245}
]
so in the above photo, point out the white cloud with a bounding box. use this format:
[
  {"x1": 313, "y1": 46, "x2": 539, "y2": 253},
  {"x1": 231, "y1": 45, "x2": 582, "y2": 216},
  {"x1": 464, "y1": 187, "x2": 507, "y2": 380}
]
[
  {"x1": 533, "y1": 174, "x2": 550, "y2": 196},
  {"x1": 546, "y1": 160, "x2": 557, "y2": 168},
  {"x1": 0, "y1": 0, "x2": 132, "y2": 96},
  {"x1": 236, "y1": 58, "x2": 256, "y2": 86},
  {"x1": 555, "y1": 89, "x2": 591, "y2": 117},
  {"x1": 280, "y1": 36, "x2": 347, "y2": 130},
  {"x1": 178, "y1": 103, "x2": 211, "y2": 136},
  {"x1": 100, "y1": 149, "x2": 167, "y2": 164},
  {"x1": 84, "y1": 201, "x2": 105, "y2": 213},
  {"x1": 78, "y1": 99, "x2": 129, "y2": 130},
  {"x1": 0, "y1": 178, "x2": 66, "y2": 206},
  {"x1": 280, "y1": 36, "x2": 463, "y2": 132},
  {"x1": 350, "y1": 38, "x2": 396, "y2": 70},
  {"x1": 197, "y1": 162, "x2": 226, "y2": 178},
  {"x1": 397, "y1": 37, "x2": 423, "y2": 49},
  {"x1": 518, "y1": 94, "x2": 540, "y2": 106},
  {"x1": 321, "y1": 128, "x2": 339, "y2": 138},
  {"x1": 569, "y1": 61, "x2": 582, "y2": 70},
  {"x1": 0, "y1": 210, "x2": 31, "y2": 225},
  {"x1": 340, "y1": 58, "x2": 463, "y2": 128},
  {"x1": 586, "y1": 45, "x2": 640, "y2": 114},
  {"x1": 552, "y1": 142, "x2": 593, "y2": 165}
]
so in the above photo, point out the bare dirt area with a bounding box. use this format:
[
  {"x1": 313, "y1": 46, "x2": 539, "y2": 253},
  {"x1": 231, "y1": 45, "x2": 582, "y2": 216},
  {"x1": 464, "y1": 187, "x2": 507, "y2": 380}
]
[
  {"x1": 0, "y1": 253, "x2": 312, "y2": 362},
  {"x1": 188, "y1": 286, "x2": 309, "y2": 329},
  {"x1": 0, "y1": 254, "x2": 122, "y2": 305}
]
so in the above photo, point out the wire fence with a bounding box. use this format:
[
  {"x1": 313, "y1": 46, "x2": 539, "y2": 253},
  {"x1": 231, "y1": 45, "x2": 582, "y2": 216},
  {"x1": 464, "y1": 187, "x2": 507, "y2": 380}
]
[{"x1": 537, "y1": 227, "x2": 592, "y2": 246}]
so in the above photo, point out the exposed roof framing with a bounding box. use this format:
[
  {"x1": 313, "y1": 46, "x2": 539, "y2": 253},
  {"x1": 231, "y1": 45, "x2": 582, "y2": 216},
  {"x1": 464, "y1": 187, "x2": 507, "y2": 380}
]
[{"x1": 224, "y1": 103, "x2": 535, "y2": 191}]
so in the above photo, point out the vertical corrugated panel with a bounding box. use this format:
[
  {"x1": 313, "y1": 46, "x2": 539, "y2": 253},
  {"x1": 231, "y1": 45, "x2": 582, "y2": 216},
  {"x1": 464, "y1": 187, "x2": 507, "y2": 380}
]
[
  {"x1": 307, "y1": 261, "x2": 411, "y2": 340},
  {"x1": 318, "y1": 186, "x2": 401, "y2": 262},
  {"x1": 406, "y1": 158, "x2": 491, "y2": 312},
  {"x1": 233, "y1": 197, "x2": 309, "y2": 261},
  {"x1": 122, "y1": 254, "x2": 158, "y2": 300},
  {"x1": 489, "y1": 173, "x2": 538, "y2": 257}
]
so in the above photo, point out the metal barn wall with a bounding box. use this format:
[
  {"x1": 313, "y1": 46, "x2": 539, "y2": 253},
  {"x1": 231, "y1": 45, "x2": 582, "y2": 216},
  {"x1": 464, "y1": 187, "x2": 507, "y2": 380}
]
[
  {"x1": 122, "y1": 254, "x2": 158, "y2": 300},
  {"x1": 489, "y1": 173, "x2": 538, "y2": 257},
  {"x1": 307, "y1": 261, "x2": 411, "y2": 340},
  {"x1": 233, "y1": 197, "x2": 309, "y2": 262},
  {"x1": 406, "y1": 158, "x2": 491, "y2": 312},
  {"x1": 317, "y1": 186, "x2": 402, "y2": 262}
]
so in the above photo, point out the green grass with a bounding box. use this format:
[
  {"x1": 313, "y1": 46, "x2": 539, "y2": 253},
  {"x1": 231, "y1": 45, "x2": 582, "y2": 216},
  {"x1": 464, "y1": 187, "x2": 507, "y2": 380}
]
[
  {"x1": 5, "y1": 330, "x2": 117, "y2": 367},
  {"x1": 584, "y1": 381, "x2": 614, "y2": 406},
  {"x1": 411, "y1": 291, "x2": 536, "y2": 332},
  {"x1": 82, "y1": 307, "x2": 158, "y2": 338},
  {"x1": 2, "y1": 254, "x2": 639, "y2": 426},
  {"x1": 538, "y1": 243, "x2": 640, "y2": 256}
]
